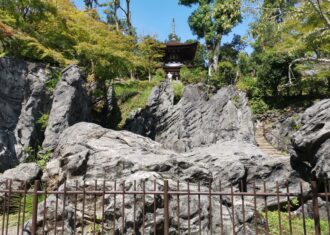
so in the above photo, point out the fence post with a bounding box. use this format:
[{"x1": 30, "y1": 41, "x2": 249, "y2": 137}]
[
  {"x1": 31, "y1": 180, "x2": 39, "y2": 235},
  {"x1": 164, "y1": 179, "x2": 169, "y2": 235},
  {"x1": 311, "y1": 180, "x2": 321, "y2": 235}
]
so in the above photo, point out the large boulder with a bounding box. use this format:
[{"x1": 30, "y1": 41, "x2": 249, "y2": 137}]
[
  {"x1": 0, "y1": 57, "x2": 52, "y2": 166},
  {"x1": 38, "y1": 122, "x2": 307, "y2": 234},
  {"x1": 42, "y1": 65, "x2": 91, "y2": 151},
  {"x1": 125, "y1": 82, "x2": 255, "y2": 152},
  {"x1": 290, "y1": 99, "x2": 330, "y2": 179}
]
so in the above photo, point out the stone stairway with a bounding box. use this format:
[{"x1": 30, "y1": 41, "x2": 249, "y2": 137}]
[{"x1": 255, "y1": 124, "x2": 288, "y2": 158}]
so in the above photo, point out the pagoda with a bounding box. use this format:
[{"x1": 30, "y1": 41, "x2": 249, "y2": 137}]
[{"x1": 163, "y1": 19, "x2": 198, "y2": 80}]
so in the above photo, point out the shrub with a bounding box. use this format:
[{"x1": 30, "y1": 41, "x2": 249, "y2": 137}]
[
  {"x1": 180, "y1": 66, "x2": 207, "y2": 84},
  {"x1": 249, "y1": 98, "x2": 269, "y2": 115},
  {"x1": 172, "y1": 81, "x2": 184, "y2": 104}
]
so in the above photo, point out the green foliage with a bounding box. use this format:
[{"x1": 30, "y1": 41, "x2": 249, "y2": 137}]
[
  {"x1": 262, "y1": 211, "x2": 329, "y2": 235},
  {"x1": 180, "y1": 66, "x2": 207, "y2": 84},
  {"x1": 212, "y1": 60, "x2": 236, "y2": 86},
  {"x1": 114, "y1": 80, "x2": 160, "y2": 128},
  {"x1": 137, "y1": 35, "x2": 165, "y2": 81},
  {"x1": 45, "y1": 69, "x2": 61, "y2": 92},
  {"x1": 255, "y1": 52, "x2": 293, "y2": 96},
  {"x1": 237, "y1": 76, "x2": 260, "y2": 97},
  {"x1": 1, "y1": 0, "x2": 137, "y2": 81},
  {"x1": 179, "y1": 0, "x2": 242, "y2": 74},
  {"x1": 36, "y1": 113, "x2": 49, "y2": 131},
  {"x1": 172, "y1": 81, "x2": 184, "y2": 104},
  {"x1": 24, "y1": 146, "x2": 52, "y2": 169},
  {"x1": 249, "y1": 98, "x2": 269, "y2": 115}
]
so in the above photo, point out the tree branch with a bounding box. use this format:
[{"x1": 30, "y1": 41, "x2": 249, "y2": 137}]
[
  {"x1": 288, "y1": 57, "x2": 330, "y2": 85},
  {"x1": 307, "y1": 0, "x2": 330, "y2": 29}
]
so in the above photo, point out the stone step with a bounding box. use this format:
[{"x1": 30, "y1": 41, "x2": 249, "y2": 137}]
[{"x1": 255, "y1": 124, "x2": 288, "y2": 158}]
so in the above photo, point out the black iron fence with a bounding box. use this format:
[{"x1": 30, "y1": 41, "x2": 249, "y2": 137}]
[{"x1": 0, "y1": 179, "x2": 329, "y2": 235}]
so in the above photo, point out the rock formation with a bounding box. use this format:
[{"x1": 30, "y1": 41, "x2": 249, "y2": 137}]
[
  {"x1": 125, "y1": 82, "x2": 255, "y2": 152},
  {"x1": 42, "y1": 65, "x2": 91, "y2": 151},
  {"x1": 0, "y1": 57, "x2": 52, "y2": 168},
  {"x1": 36, "y1": 122, "x2": 308, "y2": 234},
  {"x1": 290, "y1": 99, "x2": 330, "y2": 180}
]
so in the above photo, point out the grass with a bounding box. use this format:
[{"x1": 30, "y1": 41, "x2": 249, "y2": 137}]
[
  {"x1": 114, "y1": 80, "x2": 161, "y2": 128},
  {"x1": 262, "y1": 211, "x2": 329, "y2": 235},
  {"x1": 0, "y1": 194, "x2": 44, "y2": 230}
]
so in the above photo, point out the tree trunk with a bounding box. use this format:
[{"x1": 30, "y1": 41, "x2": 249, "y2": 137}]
[{"x1": 212, "y1": 40, "x2": 221, "y2": 74}]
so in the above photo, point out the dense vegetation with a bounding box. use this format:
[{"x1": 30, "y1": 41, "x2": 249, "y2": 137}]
[{"x1": 0, "y1": 0, "x2": 329, "y2": 119}]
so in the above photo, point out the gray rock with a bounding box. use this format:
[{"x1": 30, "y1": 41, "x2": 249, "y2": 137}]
[
  {"x1": 0, "y1": 129, "x2": 17, "y2": 172},
  {"x1": 125, "y1": 82, "x2": 255, "y2": 152},
  {"x1": 1, "y1": 162, "x2": 41, "y2": 183},
  {"x1": 290, "y1": 99, "x2": 330, "y2": 179},
  {"x1": 42, "y1": 65, "x2": 90, "y2": 151},
  {"x1": 261, "y1": 110, "x2": 303, "y2": 152},
  {"x1": 0, "y1": 57, "x2": 52, "y2": 166},
  {"x1": 294, "y1": 198, "x2": 329, "y2": 221},
  {"x1": 39, "y1": 122, "x2": 306, "y2": 234}
]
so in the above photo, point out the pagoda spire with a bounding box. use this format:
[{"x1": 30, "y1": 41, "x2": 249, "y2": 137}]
[
  {"x1": 172, "y1": 18, "x2": 176, "y2": 37},
  {"x1": 169, "y1": 18, "x2": 180, "y2": 41}
]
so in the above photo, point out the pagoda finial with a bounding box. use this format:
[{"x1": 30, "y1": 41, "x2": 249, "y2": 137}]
[{"x1": 172, "y1": 18, "x2": 176, "y2": 36}]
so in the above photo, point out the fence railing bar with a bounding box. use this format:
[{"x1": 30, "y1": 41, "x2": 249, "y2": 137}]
[
  {"x1": 240, "y1": 180, "x2": 246, "y2": 235},
  {"x1": 31, "y1": 180, "x2": 39, "y2": 235},
  {"x1": 73, "y1": 180, "x2": 78, "y2": 235},
  {"x1": 4, "y1": 188, "x2": 330, "y2": 197},
  {"x1": 113, "y1": 180, "x2": 117, "y2": 235},
  {"x1": 209, "y1": 180, "x2": 213, "y2": 235},
  {"x1": 101, "y1": 180, "x2": 105, "y2": 235},
  {"x1": 153, "y1": 179, "x2": 156, "y2": 235},
  {"x1": 1, "y1": 179, "x2": 7, "y2": 235},
  {"x1": 133, "y1": 180, "x2": 136, "y2": 235},
  {"x1": 54, "y1": 182, "x2": 58, "y2": 235},
  {"x1": 5, "y1": 179, "x2": 12, "y2": 235},
  {"x1": 263, "y1": 181, "x2": 269, "y2": 235},
  {"x1": 188, "y1": 181, "x2": 191, "y2": 235},
  {"x1": 300, "y1": 181, "x2": 307, "y2": 235},
  {"x1": 42, "y1": 183, "x2": 47, "y2": 235},
  {"x1": 219, "y1": 180, "x2": 223, "y2": 235},
  {"x1": 93, "y1": 180, "x2": 97, "y2": 235},
  {"x1": 21, "y1": 182, "x2": 27, "y2": 235},
  {"x1": 311, "y1": 180, "x2": 321, "y2": 235},
  {"x1": 253, "y1": 181, "x2": 258, "y2": 235},
  {"x1": 142, "y1": 181, "x2": 145, "y2": 235},
  {"x1": 62, "y1": 180, "x2": 67, "y2": 235},
  {"x1": 198, "y1": 181, "x2": 201, "y2": 235},
  {"x1": 163, "y1": 180, "x2": 169, "y2": 235},
  {"x1": 177, "y1": 180, "x2": 180, "y2": 235},
  {"x1": 276, "y1": 181, "x2": 282, "y2": 235},
  {"x1": 286, "y1": 181, "x2": 293, "y2": 235},
  {"x1": 326, "y1": 179, "x2": 330, "y2": 235},
  {"x1": 17, "y1": 182, "x2": 23, "y2": 235},
  {"x1": 81, "y1": 180, "x2": 86, "y2": 235},
  {"x1": 121, "y1": 180, "x2": 125, "y2": 235},
  {"x1": 230, "y1": 183, "x2": 235, "y2": 235}
]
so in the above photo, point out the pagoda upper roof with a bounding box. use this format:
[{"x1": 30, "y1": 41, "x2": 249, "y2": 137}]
[{"x1": 164, "y1": 41, "x2": 198, "y2": 62}]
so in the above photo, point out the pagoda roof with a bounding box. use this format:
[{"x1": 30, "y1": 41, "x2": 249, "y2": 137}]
[{"x1": 164, "y1": 41, "x2": 198, "y2": 62}]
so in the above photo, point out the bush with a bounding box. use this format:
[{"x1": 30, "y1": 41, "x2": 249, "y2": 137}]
[
  {"x1": 249, "y1": 98, "x2": 269, "y2": 115},
  {"x1": 172, "y1": 81, "x2": 184, "y2": 104},
  {"x1": 236, "y1": 76, "x2": 261, "y2": 97},
  {"x1": 180, "y1": 66, "x2": 207, "y2": 84}
]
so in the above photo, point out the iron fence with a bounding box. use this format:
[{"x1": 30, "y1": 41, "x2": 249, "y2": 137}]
[{"x1": 0, "y1": 179, "x2": 329, "y2": 235}]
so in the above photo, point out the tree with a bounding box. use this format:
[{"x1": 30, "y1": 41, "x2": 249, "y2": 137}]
[
  {"x1": 138, "y1": 36, "x2": 164, "y2": 81},
  {"x1": 179, "y1": 0, "x2": 242, "y2": 76},
  {"x1": 84, "y1": 0, "x2": 98, "y2": 9},
  {"x1": 104, "y1": 0, "x2": 134, "y2": 36},
  {"x1": 251, "y1": 0, "x2": 330, "y2": 87}
]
